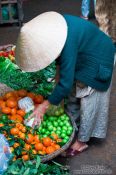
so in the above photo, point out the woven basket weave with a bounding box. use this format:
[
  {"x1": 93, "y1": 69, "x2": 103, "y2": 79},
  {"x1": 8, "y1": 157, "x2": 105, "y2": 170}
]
[{"x1": 0, "y1": 85, "x2": 75, "y2": 162}]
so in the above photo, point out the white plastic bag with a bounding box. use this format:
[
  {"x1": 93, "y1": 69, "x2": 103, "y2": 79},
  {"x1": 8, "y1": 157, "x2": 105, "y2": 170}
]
[{"x1": 0, "y1": 134, "x2": 11, "y2": 175}]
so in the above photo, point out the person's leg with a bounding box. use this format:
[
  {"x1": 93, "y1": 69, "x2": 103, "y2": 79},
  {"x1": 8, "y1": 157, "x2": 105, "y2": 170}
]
[{"x1": 81, "y1": 0, "x2": 90, "y2": 19}]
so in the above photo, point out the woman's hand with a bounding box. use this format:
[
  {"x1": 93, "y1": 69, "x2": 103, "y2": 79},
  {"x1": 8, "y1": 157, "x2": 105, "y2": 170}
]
[{"x1": 31, "y1": 100, "x2": 50, "y2": 127}]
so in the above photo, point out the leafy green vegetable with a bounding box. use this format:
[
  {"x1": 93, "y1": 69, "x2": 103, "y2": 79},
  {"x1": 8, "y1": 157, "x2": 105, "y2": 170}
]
[
  {"x1": 0, "y1": 57, "x2": 56, "y2": 97},
  {"x1": 4, "y1": 156, "x2": 69, "y2": 175}
]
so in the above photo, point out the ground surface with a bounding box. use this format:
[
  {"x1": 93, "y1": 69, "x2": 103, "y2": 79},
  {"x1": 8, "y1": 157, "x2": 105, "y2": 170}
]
[{"x1": 0, "y1": 0, "x2": 116, "y2": 174}]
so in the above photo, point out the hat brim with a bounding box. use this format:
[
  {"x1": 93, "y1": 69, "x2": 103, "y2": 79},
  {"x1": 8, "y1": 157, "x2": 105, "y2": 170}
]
[{"x1": 16, "y1": 11, "x2": 67, "y2": 72}]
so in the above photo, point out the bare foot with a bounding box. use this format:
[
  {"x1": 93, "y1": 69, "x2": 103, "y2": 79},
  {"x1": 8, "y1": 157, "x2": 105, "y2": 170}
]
[{"x1": 71, "y1": 140, "x2": 88, "y2": 152}]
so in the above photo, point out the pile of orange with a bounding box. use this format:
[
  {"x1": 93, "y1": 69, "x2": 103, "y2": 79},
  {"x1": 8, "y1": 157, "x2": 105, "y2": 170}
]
[
  {"x1": 9, "y1": 122, "x2": 60, "y2": 161},
  {"x1": 0, "y1": 89, "x2": 44, "y2": 123},
  {"x1": 0, "y1": 90, "x2": 61, "y2": 161}
]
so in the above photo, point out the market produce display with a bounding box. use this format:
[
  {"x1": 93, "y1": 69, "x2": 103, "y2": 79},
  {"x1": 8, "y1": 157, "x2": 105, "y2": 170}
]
[
  {"x1": 0, "y1": 90, "x2": 73, "y2": 161},
  {"x1": 0, "y1": 56, "x2": 55, "y2": 96}
]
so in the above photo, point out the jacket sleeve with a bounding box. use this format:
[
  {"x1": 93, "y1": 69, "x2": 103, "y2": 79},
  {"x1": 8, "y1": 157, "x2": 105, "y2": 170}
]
[{"x1": 48, "y1": 39, "x2": 78, "y2": 105}]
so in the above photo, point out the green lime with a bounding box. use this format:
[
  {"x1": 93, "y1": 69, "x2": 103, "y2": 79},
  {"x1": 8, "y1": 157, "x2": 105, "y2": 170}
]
[
  {"x1": 62, "y1": 138, "x2": 68, "y2": 144},
  {"x1": 62, "y1": 130, "x2": 67, "y2": 134},
  {"x1": 62, "y1": 126, "x2": 67, "y2": 130},
  {"x1": 57, "y1": 119, "x2": 61, "y2": 123},
  {"x1": 67, "y1": 130, "x2": 72, "y2": 135},
  {"x1": 56, "y1": 130, "x2": 61, "y2": 136},
  {"x1": 63, "y1": 120, "x2": 69, "y2": 124},
  {"x1": 46, "y1": 131, "x2": 50, "y2": 135},
  {"x1": 59, "y1": 122, "x2": 64, "y2": 127},
  {"x1": 48, "y1": 125, "x2": 54, "y2": 131},
  {"x1": 65, "y1": 116, "x2": 70, "y2": 121},
  {"x1": 68, "y1": 126, "x2": 73, "y2": 131},
  {"x1": 53, "y1": 121, "x2": 58, "y2": 127},
  {"x1": 46, "y1": 121, "x2": 52, "y2": 126},
  {"x1": 64, "y1": 136, "x2": 69, "y2": 140},
  {"x1": 49, "y1": 116, "x2": 55, "y2": 122},
  {"x1": 65, "y1": 122, "x2": 71, "y2": 127},
  {"x1": 53, "y1": 127, "x2": 57, "y2": 132},
  {"x1": 38, "y1": 126, "x2": 42, "y2": 132},
  {"x1": 61, "y1": 133, "x2": 67, "y2": 139},
  {"x1": 60, "y1": 115, "x2": 66, "y2": 121},
  {"x1": 41, "y1": 128, "x2": 46, "y2": 134},
  {"x1": 42, "y1": 134, "x2": 47, "y2": 138},
  {"x1": 57, "y1": 127, "x2": 61, "y2": 131}
]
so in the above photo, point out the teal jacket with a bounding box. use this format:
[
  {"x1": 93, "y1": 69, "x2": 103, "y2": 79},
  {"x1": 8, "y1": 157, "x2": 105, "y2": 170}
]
[{"x1": 48, "y1": 14, "x2": 115, "y2": 105}]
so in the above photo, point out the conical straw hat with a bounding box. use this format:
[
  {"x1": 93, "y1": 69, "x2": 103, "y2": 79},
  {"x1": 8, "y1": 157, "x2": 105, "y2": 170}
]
[{"x1": 16, "y1": 11, "x2": 67, "y2": 72}]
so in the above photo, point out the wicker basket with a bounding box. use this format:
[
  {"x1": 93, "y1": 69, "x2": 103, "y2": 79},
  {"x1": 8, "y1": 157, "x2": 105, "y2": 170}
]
[
  {"x1": 40, "y1": 115, "x2": 75, "y2": 163},
  {"x1": 0, "y1": 86, "x2": 76, "y2": 162}
]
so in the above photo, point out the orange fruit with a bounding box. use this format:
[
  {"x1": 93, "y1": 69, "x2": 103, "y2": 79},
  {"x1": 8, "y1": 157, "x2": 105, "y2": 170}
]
[
  {"x1": 11, "y1": 108, "x2": 17, "y2": 115},
  {"x1": 46, "y1": 146, "x2": 55, "y2": 154},
  {"x1": 13, "y1": 156, "x2": 16, "y2": 161},
  {"x1": 43, "y1": 137, "x2": 52, "y2": 147},
  {"x1": 8, "y1": 96, "x2": 16, "y2": 101},
  {"x1": 0, "y1": 97, "x2": 3, "y2": 100},
  {"x1": 13, "y1": 142, "x2": 20, "y2": 148},
  {"x1": 21, "y1": 126, "x2": 26, "y2": 133},
  {"x1": 24, "y1": 144, "x2": 31, "y2": 151},
  {"x1": 18, "y1": 124, "x2": 23, "y2": 130},
  {"x1": 0, "y1": 101, "x2": 6, "y2": 108},
  {"x1": 32, "y1": 149, "x2": 37, "y2": 155},
  {"x1": 16, "y1": 123, "x2": 22, "y2": 128},
  {"x1": 34, "y1": 95, "x2": 44, "y2": 104},
  {"x1": 34, "y1": 135, "x2": 40, "y2": 142},
  {"x1": 26, "y1": 134, "x2": 34, "y2": 144},
  {"x1": 51, "y1": 133, "x2": 59, "y2": 140},
  {"x1": 6, "y1": 99, "x2": 17, "y2": 108},
  {"x1": 10, "y1": 115, "x2": 16, "y2": 121},
  {"x1": 22, "y1": 151, "x2": 27, "y2": 155},
  {"x1": 19, "y1": 132, "x2": 25, "y2": 140},
  {"x1": 38, "y1": 150, "x2": 46, "y2": 155},
  {"x1": 35, "y1": 143, "x2": 43, "y2": 151},
  {"x1": 10, "y1": 128, "x2": 19, "y2": 135},
  {"x1": 42, "y1": 146, "x2": 47, "y2": 152},
  {"x1": 54, "y1": 144, "x2": 60, "y2": 150},
  {"x1": 18, "y1": 89, "x2": 27, "y2": 97},
  {"x1": 16, "y1": 115, "x2": 23, "y2": 122},
  {"x1": 22, "y1": 155, "x2": 29, "y2": 161},
  {"x1": 4, "y1": 92, "x2": 13, "y2": 99},
  {"x1": 2, "y1": 107, "x2": 11, "y2": 114},
  {"x1": 27, "y1": 92, "x2": 35, "y2": 100},
  {"x1": 0, "y1": 99, "x2": 4, "y2": 105},
  {"x1": 0, "y1": 123, "x2": 4, "y2": 127},
  {"x1": 17, "y1": 110, "x2": 26, "y2": 117}
]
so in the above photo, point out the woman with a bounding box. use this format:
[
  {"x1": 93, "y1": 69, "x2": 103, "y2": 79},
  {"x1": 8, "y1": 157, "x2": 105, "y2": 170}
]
[
  {"x1": 81, "y1": 0, "x2": 96, "y2": 20},
  {"x1": 15, "y1": 12, "x2": 115, "y2": 155}
]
